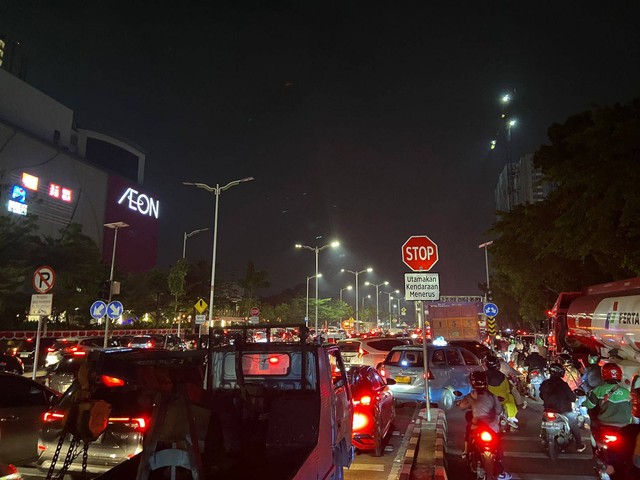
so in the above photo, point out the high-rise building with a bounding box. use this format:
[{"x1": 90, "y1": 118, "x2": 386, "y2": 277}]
[{"x1": 495, "y1": 153, "x2": 552, "y2": 212}]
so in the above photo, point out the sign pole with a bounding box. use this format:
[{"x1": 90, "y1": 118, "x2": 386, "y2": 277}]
[
  {"x1": 420, "y1": 300, "x2": 431, "y2": 422},
  {"x1": 32, "y1": 315, "x2": 43, "y2": 381}
]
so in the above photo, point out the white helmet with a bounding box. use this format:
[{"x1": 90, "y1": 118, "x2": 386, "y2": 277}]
[{"x1": 529, "y1": 344, "x2": 539, "y2": 354}]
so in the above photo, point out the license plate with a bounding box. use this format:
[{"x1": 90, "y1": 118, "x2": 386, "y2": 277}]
[
  {"x1": 541, "y1": 421, "x2": 559, "y2": 429},
  {"x1": 19, "y1": 352, "x2": 30, "y2": 357},
  {"x1": 395, "y1": 376, "x2": 411, "y2": 384}
]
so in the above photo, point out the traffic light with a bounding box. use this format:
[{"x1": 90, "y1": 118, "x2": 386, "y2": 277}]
[
  {"x1": 487, "y1": 289, "x2": 493, "y2": 302},
  {"x1": 98, "y1": 281, "x2": 110, "y2": 300}
]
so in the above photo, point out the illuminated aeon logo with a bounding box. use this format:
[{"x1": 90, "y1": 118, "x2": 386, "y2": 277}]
[{"x1": 117, "y1": 188, "x2": 159, "y2": 219}]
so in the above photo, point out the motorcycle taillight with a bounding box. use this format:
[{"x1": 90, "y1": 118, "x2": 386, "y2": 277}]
[
  {"x1": 544, "y1": 411, "x2": 557, "y2": 420},
  {"x1": 603, "y1": 434, "x2": 619, "y2": 444},
  {"x1": 479, "y1": 430, "x2": 493, "y2": 443}
]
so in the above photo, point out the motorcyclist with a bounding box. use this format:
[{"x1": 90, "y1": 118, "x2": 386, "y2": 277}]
[
  {"x1": 555, "y1": 353, "x2": 581, "y2": 391},
  {"x1": 458, "y1": 371, "x2": 512, "y2": 480},
  {"x1": 600, "y1": 387, "x2": 640, "y2": 480},
  {"x1": 580, "y1": 354, "x2": 603, "y2": 395},
  {"x1": 539, "y1": 362, "x2": 587, "y2": 453},
  {"x1": 583, "y1": 363, "x2": 632, "y2": 433},
  {"x1": 485, "y1": 355, "x2": 519, "y2": 423},
  {"x1": 524, "y1": 345, "x2": 547, "y2": 372}
]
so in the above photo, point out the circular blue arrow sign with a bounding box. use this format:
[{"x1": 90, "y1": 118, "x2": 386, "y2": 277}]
[
  {"x1": 483, "y1": 303, "x2": 499, "y2": 317},
  {"x1": 107, "y1": 300, "x2": 124, "y2": 320},
  {"x1": 90, "y1": 300, "x2": 107, "y2": 320}
]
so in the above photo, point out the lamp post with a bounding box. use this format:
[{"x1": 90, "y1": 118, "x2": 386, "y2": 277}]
[
  {"x1": 365, "y1": 281, "x2": 389, "y2": 329},
  {"x1": 381, "y1": 289, "x2": 400, "y2": 326},
  {"x1": 103, "y1": 221, "x2": 129, "y2": 347},
  {"x1": 183, "y1": 228, "x2": 209, "y2": 259},
  {"x1": 479, "y1": 240, "x2": 494, "y2": 297},
  {"x1": 340, "y1": 285, "x2": 352, "y2": 302},
  {"x1": 341, "y1": 267, "x2": 372, "y2": 333},
  {"x1": 183, "y1": 177, "x2": 254, "y2": 341},
  {"x1": 306, "y1": 273, "x2": 322, "y2": 327},
  {"x1": 295, "y1": 240, "x2": 340, "y2": 333}
]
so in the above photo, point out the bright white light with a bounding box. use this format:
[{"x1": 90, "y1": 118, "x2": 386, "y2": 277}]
[
  {"x1": 330, "y1": 241, "x2": 340, "y2": 248},
  {"x1": 509, "y1": 119, "x2": 517, "y2": 127},
  {"x1": 433, "y1": 336, "x2": 448, "y2": 346},
  {"x1": 502, "y1": 94, "x2": 511, "y2": 103}
]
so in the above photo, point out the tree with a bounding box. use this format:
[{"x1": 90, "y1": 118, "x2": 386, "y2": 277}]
[
  {"x1": 238, "y1": 260, "x2": 269, "y2": 299},
  {"x1": 120, "y1": 269, "x2": 170, "y2": 326},
  {"x1": 489, "y1": 100, "x2": 640, "y2": 322}
]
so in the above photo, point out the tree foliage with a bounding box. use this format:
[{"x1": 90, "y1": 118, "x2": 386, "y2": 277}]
[
  {"x1": 490, "y1": 100, "x2": 640, "y2": 323},
  {"x1": 238, "y1": 259, "x2": 270, "y2": 299}
]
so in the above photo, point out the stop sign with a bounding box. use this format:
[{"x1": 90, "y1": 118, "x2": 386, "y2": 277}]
[{"x1": 402, "y1": 235, "x2": 439, "y2": 271}]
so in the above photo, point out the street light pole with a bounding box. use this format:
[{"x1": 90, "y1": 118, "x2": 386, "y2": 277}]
[
  {"x1": 103, "y1": 221, "x2": 129, "y2": 348},
  {"x1": 365, "y1": 281, "x2": 389, "y2": 329},
  {"x1": 183, "y1": 177, "x2": 254, "y2": 342},
  {"x1": 479, "y1": 240, "x2": 494, "y2": 296},
  {"x1": 295, "y1": 241, "x2": 340, "y2": 333},
  {"x1": 306, "y1": 274, "x2": 321, "y2": 327},
  {"x1": 381, "y1": 289, "x2": 400, "y2": 326},
  {"x1": 341, "y1": 267, "x2": 372, "y2": 333},
  {"x1": 183, "y1": 228, "x2": 209, "y2": 259},
  {"x1": 340, "y1": 285, "x2": 352, "y2": 302}
]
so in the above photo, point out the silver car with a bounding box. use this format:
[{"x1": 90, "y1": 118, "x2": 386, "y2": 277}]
[
  {"x1": 380, "y1": 345, "x2": 483, "y2": 409},
  {"x1": 45, "y1": 355, "x2": 85, "y2": 394},
  {"x1": 338, "y1": 337, "x2": 412, "y2": 369}
]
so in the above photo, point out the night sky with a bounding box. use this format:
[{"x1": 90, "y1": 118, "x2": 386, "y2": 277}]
[{"x1": 2, "y1": 2, "x2": 640, "y2": 301}]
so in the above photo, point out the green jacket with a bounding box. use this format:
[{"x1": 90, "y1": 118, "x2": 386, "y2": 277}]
[{"x1": 582, "y1": 382, "x2": 632, "y2": 427}]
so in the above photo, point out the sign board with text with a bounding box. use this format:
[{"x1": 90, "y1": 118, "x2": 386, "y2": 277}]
[
  {"x1": 30, "y1": 294, "x2": 53, "y2": 316},
  {"x1": 404, "y1": 273, "x2": 440, "y2": 301},
  {"x1": 195, "y1": 314, "x2": 206, "y2": 325}
]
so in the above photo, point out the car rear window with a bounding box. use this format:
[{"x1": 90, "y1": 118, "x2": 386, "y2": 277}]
[
  {"x1": 55, "y1": 357, "x2": 85, "y2": 373},
  {"x1": 242, "y1": 353, "x2": 291, "y2": 376},
  {"x1": 338, "y1": 341, "x2": 360, "y2": 353},
  {"x1": 385, "y1": 349, "x2": 423, "y2": 367},
  {"x1": 54, "y1": 339, "x2": 79, "y2": 349},
  {"x1": 367, "y1": 339, "x2": 406, "y2": 351}
]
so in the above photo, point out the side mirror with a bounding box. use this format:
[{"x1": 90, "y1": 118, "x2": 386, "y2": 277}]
[
  {"x1": 385, "y1": 378, "x2": 396, "y2": 386},
  {"x1": 453, "y1": 390, "x2": 463, "y2": 397}
]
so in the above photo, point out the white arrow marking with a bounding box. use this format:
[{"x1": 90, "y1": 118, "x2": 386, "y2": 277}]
[
  {"x1": 94, "y1": 304, "x2": 105, "y2": 315},
  {"x1": 109, "y1": 304, "x2": 122, "y2": 316}
]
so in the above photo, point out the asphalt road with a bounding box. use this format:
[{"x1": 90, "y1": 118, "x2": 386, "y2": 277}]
[
  {"x1": 346, "y1": 402, "x2": 420, "y2": 480},
  {"x1": 445, "y1": 396, "x2": 598, "y2": 480}
]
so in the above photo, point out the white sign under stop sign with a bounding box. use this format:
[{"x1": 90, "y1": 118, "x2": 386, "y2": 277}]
[{"x1": 404, "y1": 273, "x2": 440, "y2": 301}]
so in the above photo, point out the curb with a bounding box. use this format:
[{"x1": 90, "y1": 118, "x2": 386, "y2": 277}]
[
  {"x1": 404, "y1": 408, "x2": 449, "y2": 480},
  {"x1": 399, "y1": 412, "x2": 422, "y2": 480}
]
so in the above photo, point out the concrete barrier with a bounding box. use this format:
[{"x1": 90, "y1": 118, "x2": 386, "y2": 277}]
[{"x1": 407, "y1": 408, "x2": 448, "y2": 480}]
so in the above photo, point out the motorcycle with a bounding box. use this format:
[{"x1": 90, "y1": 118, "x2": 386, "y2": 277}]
[
  {"x1": 467, "y1": 423, "x2": 502, "y2": 480},
  {"x1": 528, "y1": 368, "x2": 546, "y2": 400},
  {"x1": 540, "y1": 409, "x2": 578, "y2": 460},
  {"x1": 592, "y1": 426, "x2": 626, "y2": 480}
]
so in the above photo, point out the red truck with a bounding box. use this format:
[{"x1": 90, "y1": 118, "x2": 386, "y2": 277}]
[{"x1": 547, "y1": 277, "x2": 640, "y2": 390}]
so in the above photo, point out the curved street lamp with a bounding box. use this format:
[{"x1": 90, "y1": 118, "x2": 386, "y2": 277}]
[
  {"x1": 341, "y1": 267, "x2": 372, "y2": 333},
  {"x1": 295, "y1": 241, "x2": 340, "y2": 332}
]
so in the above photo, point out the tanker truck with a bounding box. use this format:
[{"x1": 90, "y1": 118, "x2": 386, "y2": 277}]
[{"x1": 547, "y1": 277, "x2": 640, "y2": 391}]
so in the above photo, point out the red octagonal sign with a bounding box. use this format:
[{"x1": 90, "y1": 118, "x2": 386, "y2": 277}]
[{"x1": 402, "y1": 235, "x2": 439, "y2": 272}]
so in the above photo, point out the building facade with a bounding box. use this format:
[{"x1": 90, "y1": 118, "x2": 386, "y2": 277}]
[
  {"x1": 0, "y1": 68, "x2": 160, "y2": 272},
  {"x1": 495, "y1": 153, "x2": 552, "y2": 212}
]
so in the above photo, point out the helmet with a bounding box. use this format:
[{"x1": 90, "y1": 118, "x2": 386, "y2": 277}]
[
  {"x1": 548, "y1": 363, "x2": 566, "y2": 378},
  {"x1": 555, "y1": 353, "x2": 573, "y2": 367},
  {"x1": 529, "y1": 345, "x2": 539, "y2": 354},
  {"x1": 484, "y1": 355, "x2": 501, "y2": 371},
  {"x1": 602, "y1": 363, "x2": 623, "y2": 382},
  {"x1": 470, "y1": 371, "x2": 488, "y2": 390},
  {"x1": 587, "y1": 354, "x2": 600, "y2": 365}
]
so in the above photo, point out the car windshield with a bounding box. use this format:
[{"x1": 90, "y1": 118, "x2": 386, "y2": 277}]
[{"x1": 338, "y1": 341, "x2": 360, "y2": 353}]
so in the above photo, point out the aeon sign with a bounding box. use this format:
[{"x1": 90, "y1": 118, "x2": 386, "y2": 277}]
[{"x1": 118, "y1": 188, "x2": 159, "y2": 219}]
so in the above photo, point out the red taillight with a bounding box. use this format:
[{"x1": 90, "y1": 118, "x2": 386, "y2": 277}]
[
  {"x1": 545, "y1": 411, "x2": 557, "y2": 420},
  {"x1": 73, "y1": 351, "x2": 86, "y2": 356},
  {"x1": 38, "y1": 444, "x2": 47, "y2": 451},
  {"x1": 127, "y1": 342, "x2": 132, "y2": 347},
  {"x1": 43, "y1": 411, "x2": 65, "y2": 423},
  {"x1": 101, "y1": 375, "x2": 125, "y2": 387},
  {"x1": 109, "y1": 417, "x2": 148, "y2": 432},
  {"x1": 269, "y1": 356, "x2": 279, "y2": 364},
  {"x1": 352, "y1": 412, "x2": 369, "y2": 431},
  {"x1": 423, "y1": 369, "x2": 434, "y2": 380},
  {"x1": 353, "y1": 395, "x2": 372, "y2": 406},
  {"x1": 604, "y1": 434, "x2": 619, "y2": 444},
  {"x1": 358, "y1": 348, "x2": 370, "y2": 357},
  {"x1": 479, "y1": 430, "x2": 493, "y2": 442},
  {"x1": 146, "y1": 342, "x2": 153, "y2": 348}
]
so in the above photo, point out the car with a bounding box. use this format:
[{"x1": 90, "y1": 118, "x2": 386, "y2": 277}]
[
  {"x1": 2, "y1": 337, "x2": 56, "y2": 367},
  {"x1": 126, "y1": 335, "x2": 186, "y2": 350},
  {"x1": 38, "y1": 373, "x2": 151, "y2": 472},
  {"x1": 448, "y1": 339, "x2": 493, "y2": 360},
  {"x1": 338, "y1": 337, "x2": 412, "y2": 368},
  {"x1": 379, "y1": 344, "x2": 484, "y2": 410},
  {"x1": 45, "y1": 337, "x2": 119, "y2": 368},
  {"x1": 44, "y1": 355, "x2": 85, "y2": 394},
  {"x1": 0, "y1": 373, "x2": 60, "y2": 466},
  {"x1": 347, "y1": 365, "x2": 396, "y2": 456},
  {"x1": 0, "y1": 353, "x2": 24, "y2": 375}
]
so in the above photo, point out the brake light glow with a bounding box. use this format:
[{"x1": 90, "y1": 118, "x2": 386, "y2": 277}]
[
  {"x1": 73, "y1": 351, "x2": 86, "y2": 356},
  {"x1": 101, "y1": 375, "x2": 125, "y2": 387},
  {"x1": 47, "y1": 347, "x2": 55, "y2": 352},
  {"x1": 545, "y1": 411, "x2": 557, "y2": 420},
  {"x1": 109, "y1": 417, "x2": 148, "y2": 432},
  {"x1": 352, "y1": 412, "x2": 369, "y2": 430},
  {"x1": 269, "y1": 356, "x2": 280, "y2": 364},
  {"x1": 146, "y1": 342, "x2": 153, "y2": 348},
  {"x1": 353, "y1": 395, "x2": 372, "y2": 406},
  {"x1": 604, "y1": 434, "x2": 619, "y2": 444},
  {"x1": 43, "y1": 411, "x2": 65, "y2": 423},
  {"x1": 479, "y1": 430, "x2": 493, "y2": 442},
  {"x1": 358, "y1": 348, "x2": 370, "y2": 357},
  {"x1": 423, "y1": 369, "x2": 434, "y2": 380}
]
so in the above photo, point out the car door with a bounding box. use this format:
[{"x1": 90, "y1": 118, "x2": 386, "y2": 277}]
[
  {"x1": 445, "y1": 347, "x2": 472, "y2": 393},
  {"x1": 0, "y1": 375, "x2": 55, "y2": 465},
  {"x1": 428, "y1": 348, "x2": 449, "y2": 390},
  {"x1": 369, "y1": 369, "x2": 393, "y2": 431}
]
